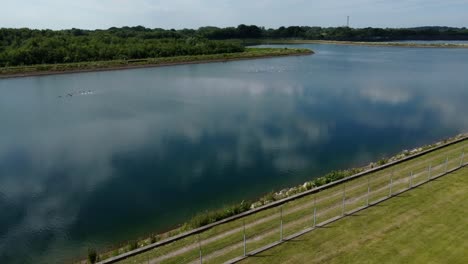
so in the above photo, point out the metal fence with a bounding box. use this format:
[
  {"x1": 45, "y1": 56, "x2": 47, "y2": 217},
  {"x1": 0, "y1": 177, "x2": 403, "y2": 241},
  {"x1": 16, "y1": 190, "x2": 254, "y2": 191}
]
[{"x1": 110, "y1": 140, "x2": 467, "y2": 264}]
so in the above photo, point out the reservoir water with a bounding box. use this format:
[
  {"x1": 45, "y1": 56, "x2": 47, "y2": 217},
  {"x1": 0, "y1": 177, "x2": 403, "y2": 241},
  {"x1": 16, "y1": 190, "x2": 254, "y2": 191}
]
[
  {"x1": 388, "y1": 40, "x2": 468, "y2": 44},
  {"x1": 1, "y1": 44, "x2": 467, "y2": 263}
]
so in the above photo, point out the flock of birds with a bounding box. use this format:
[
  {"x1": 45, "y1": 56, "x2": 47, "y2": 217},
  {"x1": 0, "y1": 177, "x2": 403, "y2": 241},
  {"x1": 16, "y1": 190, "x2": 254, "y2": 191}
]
[{"x1": 58, "y1": 90, "x2": 95, "y2": 98}]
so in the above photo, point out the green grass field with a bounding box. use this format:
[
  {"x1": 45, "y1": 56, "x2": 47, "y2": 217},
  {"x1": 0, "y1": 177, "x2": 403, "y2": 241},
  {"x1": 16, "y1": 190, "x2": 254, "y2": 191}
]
[
  {"x1": 241, "y1": 166, "x2": 468, "y2": 264},
  {"x1": 108, "y1": 138, "x2": 467, "y2": 264}
]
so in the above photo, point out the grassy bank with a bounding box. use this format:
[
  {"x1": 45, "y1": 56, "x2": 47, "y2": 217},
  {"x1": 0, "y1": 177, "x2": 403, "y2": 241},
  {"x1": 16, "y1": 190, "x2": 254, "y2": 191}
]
[
  {"x1": 248, "y1": 39, "x2": 468, "y2": 48},
  {"x1": 89, "y1": 134, "x2": 467, "y2": 264},
  {"x1": 0, "y1": 48, "x2": 312, "y2": 79},
  {"x1": 241, "y1": 166, "x2": 468, "y2": 264}
]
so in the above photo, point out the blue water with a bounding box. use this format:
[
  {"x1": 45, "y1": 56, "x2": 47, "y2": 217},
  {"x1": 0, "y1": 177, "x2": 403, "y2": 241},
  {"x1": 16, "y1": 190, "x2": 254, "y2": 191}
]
[{"x1": 0, "y1": 44, "x2": 467, "y2": 263}]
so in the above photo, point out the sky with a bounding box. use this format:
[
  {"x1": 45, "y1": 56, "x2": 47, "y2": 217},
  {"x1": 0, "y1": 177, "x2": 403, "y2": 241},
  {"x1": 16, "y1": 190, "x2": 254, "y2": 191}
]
[{"x1": 1, "y1": 0, "x2": 468, "y2": 30}]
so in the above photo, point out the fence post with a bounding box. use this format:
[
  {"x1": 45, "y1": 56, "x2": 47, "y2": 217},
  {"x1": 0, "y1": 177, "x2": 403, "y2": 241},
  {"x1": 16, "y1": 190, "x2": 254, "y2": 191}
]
[
  {"x1": 460, "y1": 152, "x2": 465, "y2": 167},
  {"x1": 313, "y1": 196, "x2": 317, "y2": 228},
  {"x1": 280, "y1": 206, "x2": 283, "y2": 241},
  {"x1": 445, "y1": 156, "x2": 449, "y2": 173},
  {"x1": 428, "y1": 163, "x2": 432, "y2": 181},
  {"x1": 342, "y1": 182, "x2": 346, "y2": 216},
  {"x1": 243, "y1": 220, "x2": 246, "y2": 257},
  {"x1": 198, "y1": 234, "x2": 203, "y2": 264},
  {"x1": 389, "y1": 170, "x2": 394, "y2": 197},
  {"x1": 408, "y1": 171, "x2": 413, "y2": 189},
  {"x1": 367, "y1": 177, "x2": 370, "y2": 206},
  {"x1": 411, "y1": 170, "x2": 414, "y2": 187}
]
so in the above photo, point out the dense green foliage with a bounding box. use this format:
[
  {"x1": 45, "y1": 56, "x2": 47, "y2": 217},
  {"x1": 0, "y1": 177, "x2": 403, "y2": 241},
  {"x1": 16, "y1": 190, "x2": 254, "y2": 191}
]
[
  {"x1": 1, "y1": 25, "x2": 467, "y2": 67},
  {"x1": 0, "y1": 27, "x2": 244, "y2": 66}
]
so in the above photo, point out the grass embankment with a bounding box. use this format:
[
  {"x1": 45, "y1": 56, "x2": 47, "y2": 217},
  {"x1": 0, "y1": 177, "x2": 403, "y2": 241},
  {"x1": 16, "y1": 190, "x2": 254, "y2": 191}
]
[
  {"x1": 241, "y1": 167, "x2": 468, "y2": 264},
  {"x1": 106, "y1": 136, "x2": 467, "y2": 264},
  {"x1": 249, "y1": 39, "x2": 468, "y2": 48},
  {"x1": 0, "y1": 48, "x2": 312, "y2": 79}
]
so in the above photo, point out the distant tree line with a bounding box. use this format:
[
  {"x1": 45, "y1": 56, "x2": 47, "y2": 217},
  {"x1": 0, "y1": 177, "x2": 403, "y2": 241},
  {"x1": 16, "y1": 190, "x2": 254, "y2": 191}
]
[
  {"x1": 0, "y1": 27, "x2": 244, "y2": 66},
  {"x1": 1, "y1": 25, "x2": 468, "y2": 66},
  {"x1": 197, "y1": 25, "x2": 468, "y2": 41}
]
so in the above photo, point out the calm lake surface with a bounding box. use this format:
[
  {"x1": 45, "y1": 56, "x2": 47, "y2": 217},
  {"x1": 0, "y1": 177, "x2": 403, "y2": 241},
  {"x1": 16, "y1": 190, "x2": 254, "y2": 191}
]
[
  {"x1": 1, "y1": 44, "x2": 468, "y2": 263},
  {"x1": 389, "y1": 40, "x2": 468, "y2": 44}
]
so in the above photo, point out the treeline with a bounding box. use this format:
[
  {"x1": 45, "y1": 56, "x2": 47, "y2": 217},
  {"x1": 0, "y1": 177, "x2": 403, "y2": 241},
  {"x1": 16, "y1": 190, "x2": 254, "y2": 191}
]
[
  {"x1": 2, "y1": 25, "x2": 468, "y2": 66},
  {"x1": 197, "y1": 25, "x2": 468, "y2": 41},
  {"x1": 0, "y1": 27, "x2": 244, "y2": 66}
]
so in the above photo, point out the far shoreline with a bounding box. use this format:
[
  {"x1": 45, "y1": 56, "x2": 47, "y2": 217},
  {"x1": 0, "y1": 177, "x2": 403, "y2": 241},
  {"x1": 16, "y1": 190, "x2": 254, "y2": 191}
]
[
  {"x1": 254, "y1": 39, "x2": 468, "y2": 48},
  {"x1": 0, "y1": 48, "x2": 313, "y2": 80}
]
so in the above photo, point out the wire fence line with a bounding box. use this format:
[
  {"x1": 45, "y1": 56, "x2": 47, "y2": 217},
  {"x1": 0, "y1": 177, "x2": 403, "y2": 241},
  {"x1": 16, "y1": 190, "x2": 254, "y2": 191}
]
[
  {"x1": 108, "y1": 137, "x2": 467, "y2": 264},
  {"x1": 228, "y1": 154, "x2": 466, "y2": 264},
  {"x1": 227, "y1": 152, "x2": 467, "y2": 264}
]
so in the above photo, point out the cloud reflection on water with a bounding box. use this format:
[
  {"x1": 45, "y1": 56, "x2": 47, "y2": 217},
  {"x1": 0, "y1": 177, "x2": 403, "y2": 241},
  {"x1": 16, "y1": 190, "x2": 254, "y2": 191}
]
[{"x1": 0, "y1": 44, "x2": 468, "y2": 263}]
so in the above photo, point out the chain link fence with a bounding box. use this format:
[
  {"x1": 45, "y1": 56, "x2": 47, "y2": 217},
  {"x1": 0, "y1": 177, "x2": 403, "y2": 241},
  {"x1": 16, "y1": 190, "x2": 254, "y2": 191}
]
[{"x1": 109, "y1": 140, "x2": 467, "y2": 264}]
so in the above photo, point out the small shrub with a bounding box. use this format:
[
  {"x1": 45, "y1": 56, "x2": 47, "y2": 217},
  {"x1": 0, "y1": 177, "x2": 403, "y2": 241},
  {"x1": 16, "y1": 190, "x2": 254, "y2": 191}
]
[
  {"x1": 303, "y1": 182, "x2": 313, "y2": 190},
  {"x1": 287, "y1": 188, "x2": 300, "y2": 196},
  {"x1": 87, "y1": 248, "x2": 97, "y2": 264},
  {"x1": 187, "y1": 200, "x2": 251, "y2": 229},
  {"x1": 129, "y1": 241, "x2": 138, "y2": 251},
  {"x1": 260, "y1": 192, "x2": 276, "y2": 204},
  {"x1": 377, "y1": 158, "x2": 388, "y2": 166}
]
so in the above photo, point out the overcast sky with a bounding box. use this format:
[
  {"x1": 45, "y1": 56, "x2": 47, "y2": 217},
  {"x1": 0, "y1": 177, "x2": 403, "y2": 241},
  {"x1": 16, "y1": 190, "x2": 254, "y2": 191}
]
[{"x1": 1, "y1": 0, "x2": 468, "y2": 30}]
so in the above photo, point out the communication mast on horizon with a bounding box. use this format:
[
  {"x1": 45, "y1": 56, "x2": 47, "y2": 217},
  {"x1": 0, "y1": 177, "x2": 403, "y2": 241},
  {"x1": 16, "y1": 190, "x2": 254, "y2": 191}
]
[{"x1": 347, "y1": 16, "x2": 350, "y2": 27}]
